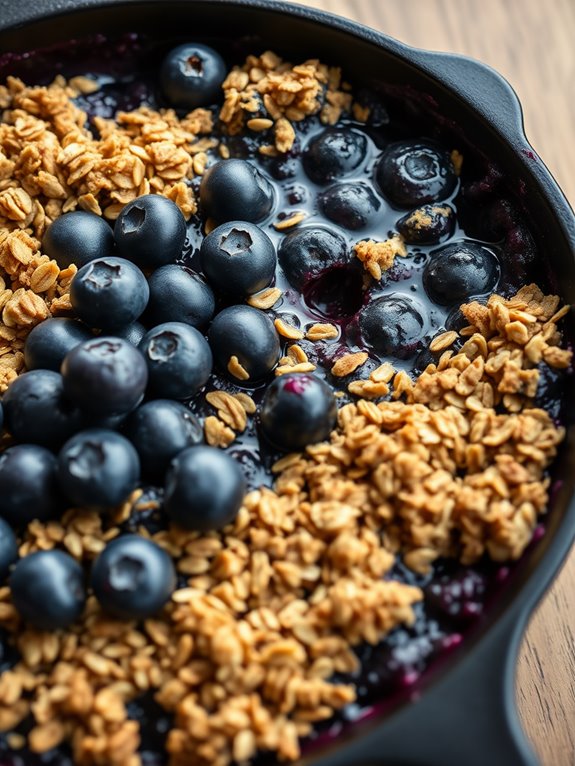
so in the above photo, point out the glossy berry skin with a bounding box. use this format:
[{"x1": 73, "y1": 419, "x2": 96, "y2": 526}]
[
  {"x1": 71, "y1": 256, "x2": 149, "y2": 332},
  {"x1": 123, "y1": 399, "x2": 203, "y2": 481},
  {"x1": 160, "y1": 43, "x2": 226, "y2": 110},
  {"x1": 0, "y1": 445, "x2": 60, "y2": 528},
  {"x1": 164, "y1": 446, "x2": 245, "y2": 531},
  {"x1": 376, "y1": 140, "x2": 457, "y2": 208},
  {"x1": 278, "y1": 226, "x2": 349, "y2": 290},
  {"x1": 114, "y1": 195, "x2": 187, "y2": 269},
  {"x1": 62, "y1": 337, "x2": 148, "y2": 416},
  {"x1": 360, "y1": 293, "x2": 428, "y2": 359},
  {"x1": 113, "y1": 321, "x2": 147, "y2": 347},
  {"x1": 42, "y1": 210, "x2": 115, "y2": 269},
  {"x1": 58, "y1": 429, "x2": 140, "y2": 509},
  {"x1": 200, "y1": 221, "x2": 277, "y2": 298},
  {"x1": 208, "y1": 305, "x2": 280, "y2": 381},
  {"x1": 24, "y1": 318, "x2": 93, "y2": 372},
  {"x1": 0, "y1": 518, "x2": 17, "y2": 581},
  {"x1": 423, "y1": 241, "x2": 500, "y2": 305},
  {"x1": 199, "y1": 159, "x2": 275, "y2": 224},
  {"x1": 396, "y1": 203, "x2": 456, "y2": 245},
  {"x1": 146, "y1": 265, "x2": 215, "y2": 329},
  {"x1": 139, "y1": 322, "x2": 212, "y2": 400},
  {"x1": 10, "y1": 550, "x2": 86, "y2": 630},
  {"x1": 91, "y1": 534, "x2": 176, "y2": 620},
  {"x1": 260, "y1": 373, "x2": 337, "y2": 452},
  {"x1": 318, "y1": 182, "x2": 381, "y2": 231},
  {"x1": 303, "y1": 127, "x2": 368, "y2": 185}
]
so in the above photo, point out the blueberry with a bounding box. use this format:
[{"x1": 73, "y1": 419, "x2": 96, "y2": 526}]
[
  {"x1": 208, "y1": 305, "x2": 280, "y2": 381},
  {"x1": 164, "y1": 446, "x2": 245, "y2": 531},
  {"x1": 71, "y1": 256, "x2": 149, "y2": 332},
  {"x1": 24, "y1": 317, "x2": 93, "y2": 372},
  {"x1": 360, "y1": 293, "x2": 428, "y2": 359},
  {"x1": 396, "y1": 203, "x2": 456, "y2": 245},
  {"x1": 58, "y1": 429, "x2": 140, "y2": 509},
  {"x1": 199, "y1": 159, "x2": 274, "y2": 224},
  {"x1": 139, "y1": 322, "x2": 212, "y2": 400},
  {"x1": 61, "y1": 337, "x2": 148, "y2": 416},
  {"x1": 318, "y1": 182, "x2": 381, "y2": 230},
  {"x1": 260, "y1": 373, "x2": 337, "y2": 452},
  {"x1": 278, "y1": 226, "x2": 349, "y2": 290},
  {"x1": 303, "y1": 127, "x2": 368, "y2": 185},
  {"x1": 42, "y1": 210, "x2": 115, "y2": 269},
  {"x1": 0, "y1": 518, "x2": 17, "y2": 581},
  {"x1": 200, "y1": 221, "x2": 277, "y2": 298},
  {"x1": 123, "y1": 400, "x2": 203, "y2": 481},
  {"x1": 423, "y1": 241, "x2": 500, "y2": 305},
  {"x1": 0, "y1": 445, "x2": 60, "y2": 527},
  {"x1": 160, "y1": 43, "x2": 226, "y2": 110},
  {"x1": 113, "y1": 320, "x2": 147, "y2": 346},
  {"x1": 114, "y1": 195, "x2": 187, "y2": 269},
  {"x1": 146, "y1": 265, "x2": 215, "y2": 329},
  {"x1": 376, "y1": 140, "x2": 457, "y2": 207},
  {"x1": 3, "y1": 370, "x2": 84, "y2": 449},
  {"x1": 10, "y1": 550, "x2": 86, "y2": 630}
]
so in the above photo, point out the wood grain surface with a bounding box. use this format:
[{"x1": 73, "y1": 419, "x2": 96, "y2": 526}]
[{"x1": 287, "y1": 1, "x2": 575, "y2": 764}]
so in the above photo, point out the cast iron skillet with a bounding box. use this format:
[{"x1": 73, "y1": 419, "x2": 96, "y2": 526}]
[{"x1": 0, "y1": 2, "x2": 574, "y2": 765}]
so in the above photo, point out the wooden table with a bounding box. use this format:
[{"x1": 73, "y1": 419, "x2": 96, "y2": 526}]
[{"x1": 288, "y1": 1, "x2": 575, "y2": 763}]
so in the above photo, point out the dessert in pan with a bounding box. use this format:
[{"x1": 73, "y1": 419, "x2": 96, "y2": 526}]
[{"x1": 0, "y1": 29, "x2": 570, "y2": 766}]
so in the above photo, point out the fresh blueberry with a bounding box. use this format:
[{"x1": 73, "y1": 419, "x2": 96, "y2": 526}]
[
  {"x1": 160, "y1": 42, "x2": 226, "y2": 110},
  {"x1": 199, "y1": 159, "x2": 274, "y2": 224},
  {"x1": 396, "y1": 203, "x2": 456, "y2": 245},
  {"x1": 0, "y1": 518, "x2": 17, "y2": 581},
  {"x1": 318, "y1": 182, "x2": 381, "y2": 230},
  {"x1": 360, "y1": 293, "x2": 428, "y2": 359},
  {"x1": 123, "y1": 400, "x2": 203, "y2": 481},
  {"x1": 139, "y1": 322, "x2": 212, "y2": 400},
  {"x1": 208, "y1": 305, "x2": 280, "y2": 381},
  {"x1": 200, "y1": 221, "x2": 277, "y2": 298},
  {"x1": 91, "y1": 534, "x2": 176, "y2": 620},
  {"x1": 376, "y1": 140, "x2": 457, "y2": 207},
  {"x1": 114, "y1": 195, "x2": 187, "y2": 269},
  {"x1": 164, "y1": 446, "x2": 245, "y2": 531},
  {"x1": 0, "y1": 445, "x2": 60, "y2": 527},
  {"x1": 24, "y1": 318, "x2": 93, "y2": 372},
  {"x1": 2, "y1": 370, "x2": 84, "y2": 449},
  {"x1": 71, "y1": 256, "x2": 149, "y2": 332},
  {"x1": 61, "y1": 337, "x2": 148, "y2": 416},
  {"x1": 58, "y1": 429, "x2": 140, "y2": 509},
  {"x1": 113, "y1": 320, "x2": 147, "y2": 347},
  {"x1": 277, "y1": 226, "x2": 349, "y2": 290},
  {"x1": 303, "y1": 127, "x2": 368, "y2": 185},
  {"x1": 423, "y1": 241, "x2": 500, "y2": 305},
  {"x1": 260, "y1": 373, "x2": 337, "y2": 452},
  {"x1": 146, "y1": 265, "x2": 215, "y2": 329},
  {"x1": 42, "y1": 210, "x2": 115, "y2": 269},
  {"x1": 10, "y1": 550, "x2": 86, "y2": 630}
]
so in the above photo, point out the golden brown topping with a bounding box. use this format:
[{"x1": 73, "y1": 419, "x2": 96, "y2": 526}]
[
  {"x1": 274, "y1": 317, "x2": 304, "y2": 340},
  {"x1": 305, "y1": 323, "x2": 339, "y2": 341},
  {"x1": 204, "y1": 415, "x2": 236, "y2": 448},
  {"x1": 227, "y1": 355, "x2": 250, "y2": 381},
  {"x1": 272, "y1": 211, "x2": 307, "y2": 230},
  {"x1": 331, "y1": 351, "x2": 369, "y2": 377},
  {"x1": 246, "y1": 286, "x2": 283, "y2": 310},
  {"x1": 352, "y1": 235, "x2": 407, "y2": 280}
]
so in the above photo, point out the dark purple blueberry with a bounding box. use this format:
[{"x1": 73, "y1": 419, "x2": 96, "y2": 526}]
[
  {"x1": 359, "y1": 293, "x2": 428, "y2": 359},
  {"x1": 0, "y1": 518, "x2": 17, "y2": 581},
  {"x1": 302, "y1": 265, "x2": 364, "y2": 320},
  {"x1": 10, "y1": 550, "x2": 86, "y2": 630},
  {"x1": 139, "y1": 322, "x2": 212, "y2": 399},
  {"x1": 70, "y1": 256, "x2": 149, "y2": 331},
  {"x1": 24, "y1": 317, "x2": 93, "y2": 372},
  {"x1": 0, "y1": 445, "x2": 60, "y2": 527},
  {"x1": 423, "y1": 241, "x2": 500, "y2": 305},
  {"x1": 58, "y1": 429, "x2": 140, "y2": 509},
  {"x1": 113, "y1": 320, "x2": 147, "y2": 347},
  {"x1": 42, "y1": 210, "x2": 114, "y2": 269},
  {"x1": 200, "y1": 221, "x2": 277, "y2": 298},
  {"x1": 146, "y1": 265, "x2": 215, "y2": 329},
  {"x1": 260, "y1": 373, "x2": 337, "y2": 452},
  {"x1": 277, "y1": 226, "x2": 349, "y2": 290},
  {"x1": 303, "y1": 127, "x2": 368, "y2": 185},
  {"x1": 208, "y1": 305, "x2": 280, "y2": 381},
  {"x1": 160, "y1": 42, "x2": 226, "y2": 110},
  {"x1": 2, "y1": 370, "x2": 84, "y2": 449},
  {"x1": 376, "y1": 140, "x2": 457, "y2": 208},
  {"x1": 91, "y1": 534, "x2": 176, "y2": 620},
  {"x1": 199, "y1": 159, "x2": 274, "y2": 224},
  {"x1": 318, "y1": 182, "x2": 381, "y2": 230},
  {"x1": 396, "y1": 203, "x2": 456, "y2": 245},
  {"x1": 114, "y1": 195, "x2": 187, "y2": 269},
  {"x1": 123, "y1": 399, "x2": 203, "y2": 481},
  {"x1": 164, "y1": 446, "x2": 245, "y2": 531},
  {"x1": 425, "y1": 568, "x2": 486, "y2": 623}
]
